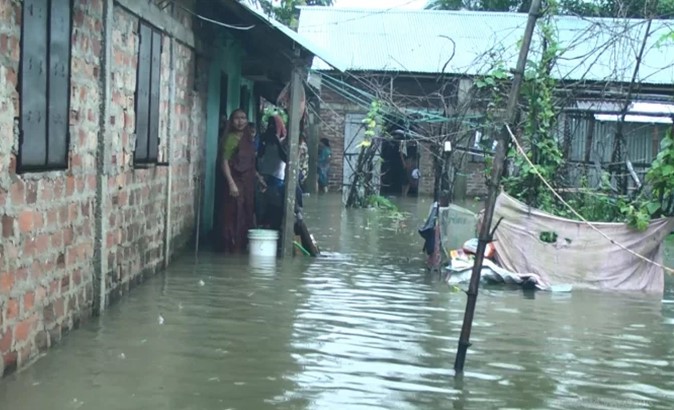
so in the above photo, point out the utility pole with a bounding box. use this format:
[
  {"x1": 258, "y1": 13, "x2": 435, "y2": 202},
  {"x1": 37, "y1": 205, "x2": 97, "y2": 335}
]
[
  {"x1": 281, "y1": 62, "x2": 304, "y2": 258},
  {"x1": 453, "y1": 0, "x2": 542, "y2": 374}
]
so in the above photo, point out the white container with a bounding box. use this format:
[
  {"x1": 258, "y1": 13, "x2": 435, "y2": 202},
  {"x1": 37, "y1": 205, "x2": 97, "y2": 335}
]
[{"x1": 248, "y1": 229, "x2": 279, "y2": 258}]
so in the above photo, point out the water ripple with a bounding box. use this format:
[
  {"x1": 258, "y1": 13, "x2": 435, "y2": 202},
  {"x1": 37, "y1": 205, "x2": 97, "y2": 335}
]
[{"x1": 0, "y1": 196, "x2": 672, "y2": 410}]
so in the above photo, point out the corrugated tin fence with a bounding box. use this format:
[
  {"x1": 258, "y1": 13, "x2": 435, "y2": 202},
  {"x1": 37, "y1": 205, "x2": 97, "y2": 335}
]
[{"x1": 561, "y1": 114, "x2": 669, "y2": 190}]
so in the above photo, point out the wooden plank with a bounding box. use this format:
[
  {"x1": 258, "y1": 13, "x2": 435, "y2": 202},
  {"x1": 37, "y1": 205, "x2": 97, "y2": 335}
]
[
  {"x1": 280, "y1": 66, "x2": 303, "y2": 258},
  {"x1": 47, "y1": 0, "x2": 71, "y2": 168},
  {"x1": 148, "y1": 29, "x2": 162, "y2": 162},
  {"x1": 114, "y1": 0, "x2": 195, "y2": 48},
  {"x1": 19, "y1": 0, "x2": 48, "y2": 170},
  {"x1": 134, "y1": 22, "x2": 152, "y2": 162}
]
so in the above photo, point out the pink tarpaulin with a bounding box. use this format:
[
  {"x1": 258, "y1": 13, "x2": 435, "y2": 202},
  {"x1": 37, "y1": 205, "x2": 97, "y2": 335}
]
[{"x1": 492, "y1": 193, "x2": 674, "y2": 293}]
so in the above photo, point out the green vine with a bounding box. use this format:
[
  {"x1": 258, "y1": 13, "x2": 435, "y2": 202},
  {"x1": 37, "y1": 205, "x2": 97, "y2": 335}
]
[
  {"x1": 477, "y1": 4, "x2": 674, "y2": 231},
  {"x1": 346, "y1": 100, "x2": 384, "y2": 208},
  {"x1": 261, "y1": 106, "x2": 288, "y2": 128},
  {"x1": 360, "y1": 100, "x2": 383, "y2": 147},
  {"x1": 502, "y1": 12, "x2": 563, "y2": 212},
  {"x1": 621, "y1": 130, "x2": 674, "y2": 230}
]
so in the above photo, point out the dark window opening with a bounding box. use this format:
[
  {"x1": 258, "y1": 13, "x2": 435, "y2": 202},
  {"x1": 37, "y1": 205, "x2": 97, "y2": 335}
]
[
  {"x1": 18, "y1": 0, "x2": 72, "y2": 173},
  {"x1": 239, "y1": 85, "x2": 250, "y2": 113},
  {"x1": 134, "y1": 20, "x2": 161, "y2": 165}
]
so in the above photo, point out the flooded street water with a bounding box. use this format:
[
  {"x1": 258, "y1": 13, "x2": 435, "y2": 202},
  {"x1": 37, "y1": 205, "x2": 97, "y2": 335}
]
[{"x1": 2, "y1": 194, "x2": 674, "y2": 409}]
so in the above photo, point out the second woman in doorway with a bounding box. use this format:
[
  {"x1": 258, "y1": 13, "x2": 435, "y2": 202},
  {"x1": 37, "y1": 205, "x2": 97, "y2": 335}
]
[{"x1": 219, "y1": 109, "x2": 262, "y2": 253}]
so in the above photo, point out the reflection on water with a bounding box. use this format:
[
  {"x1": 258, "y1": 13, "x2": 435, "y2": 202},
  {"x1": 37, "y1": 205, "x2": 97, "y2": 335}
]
[{"x1": 0, "y1": 193, "x2": 673, "y2": 410}]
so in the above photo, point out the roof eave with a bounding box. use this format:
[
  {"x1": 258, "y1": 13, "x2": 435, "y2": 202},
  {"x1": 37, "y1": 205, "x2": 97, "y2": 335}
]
[{"x1": 231, "y1": 1, "x2": 347, "y2": 73}]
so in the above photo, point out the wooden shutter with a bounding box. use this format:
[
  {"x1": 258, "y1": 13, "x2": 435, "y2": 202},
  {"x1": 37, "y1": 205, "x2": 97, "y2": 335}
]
[
  {"x1": 19, "y1": 0, "x2": 49, "y2": 170},
  {"x1": 47, "y1": 0, "x2": 71, "y2": 167},
  {"x1": 147, "y1": 30, "x2": 161, "y2": 162},
  {"x1": 135, "y1": 22, "x2": 152, "y2": 163}
]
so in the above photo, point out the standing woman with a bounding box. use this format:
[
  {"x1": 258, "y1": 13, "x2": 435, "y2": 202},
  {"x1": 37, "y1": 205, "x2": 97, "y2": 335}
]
[
  {"x1": 317, "y1": 138, "x2": 332, "y2": 193},
  {"x1": 220, "y1": 109, "x2": 262, "y2": 253}
]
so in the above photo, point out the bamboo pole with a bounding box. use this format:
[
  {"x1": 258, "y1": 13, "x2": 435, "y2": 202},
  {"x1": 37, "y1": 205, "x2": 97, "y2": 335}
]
[
  {"x1": 281, "y1": 63, "x2": 304, "y2": 258},
  {"x1": 453, "y1": 0, "x2": 542, "y2": 375}
]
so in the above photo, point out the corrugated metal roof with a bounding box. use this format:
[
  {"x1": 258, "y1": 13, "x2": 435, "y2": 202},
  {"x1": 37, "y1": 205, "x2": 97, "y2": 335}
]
[
  {"x1": 239, "y1": 2, "x2": 348, "y2": 72},
  {"x1": 297, "y1": 7, "x2": 674, "y2": 85}
]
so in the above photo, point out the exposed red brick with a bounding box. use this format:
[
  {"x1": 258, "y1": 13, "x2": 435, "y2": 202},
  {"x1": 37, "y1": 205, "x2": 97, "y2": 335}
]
[
  {"x1": 5, "y1": 298, "x2": 19, "y2": 321},
  {"x1": 23, "y1": 292, "x2": 35, "y2": 313},
  {"x1": 0, "y1": 270, "x2": 14, "y2": 293},
  {"x1": 15, "y1": 268, "x2": 28, "y2": 284},
  {"x1": 9, "y1": 181, "x2": 24, "y2": 205},
  {"x1": 53, "y1": 179, "x2": 64, "y2": 198},
  {"x1": 65, "y1": 176, "x2": 76, "y2": 195},
  {"x1": 54, "y1": 297, "x2": 65, "y2": 320},
  {"x1": 0, "y1": 330, "x2": 11, "y2": 354},
  {"x1": 1, "y1": 214, "x2": 14, "y2": 237},
  {"x1": 35, "y1": 287, "x2": 47, "y2": 306},
  {"x1": 24, "y1": 181, "x2": 38, "y2": 204},
  {"x1": 46, "y1": 210, "x2": 59, "y2": 226},
  {"x1": 51, "y1": 231, "x2": 63, "y2": 248},
  {"x1": 17, "y1": 210, "x2": 34, "y2": 232},
  {"x1": 63, "y1": 228, "x2": 74, "y2": 246},
  {"x1": 38, "y1": 180, "x2": 54, "y2": 201},
  {"x1": 14, "y1": 315, "x2": 37, "y2": 345},
  {"x1": 61, "y1": 275, "x2": 70, "y2": 293}
]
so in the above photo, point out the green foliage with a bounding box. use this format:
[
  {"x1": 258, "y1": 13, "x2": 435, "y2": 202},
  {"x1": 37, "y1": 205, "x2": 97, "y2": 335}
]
[
  {"x1": 424, "y1": 0, "x2": 674, "y2": 18},
  {"x1": 502, "y1": 15, "x2": 563, "y2": 211},
  {"x1": 366, "y1": 195, "x2": 398, "y2": 211},
  {"x1": 624, "y1": 131, "x2": 674, "y2": 229},
  {"x1": 362, "y1": 100, "x2": 382, "y2": 141},
  {"x1": 261, "y1": 105, "x2": 288, "y2": 129}
]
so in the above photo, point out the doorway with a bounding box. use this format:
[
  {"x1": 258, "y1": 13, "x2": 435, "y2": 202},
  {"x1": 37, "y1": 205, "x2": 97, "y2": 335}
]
[
  {"x1": 212, "y1": 73, "x2": 229, "y2": 242},
  {"x1": 380, "y1": 138, "x2": 419, "y2": 197}
]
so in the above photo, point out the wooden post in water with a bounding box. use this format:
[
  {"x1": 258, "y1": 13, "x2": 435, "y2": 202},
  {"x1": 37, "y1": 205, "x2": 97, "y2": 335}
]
[
  {"x1": 281, "y1": 63, "x2": 304, "y2": 258},
  {"x1": 453, "y1": 0, "x2": 542, "y2": 374}
]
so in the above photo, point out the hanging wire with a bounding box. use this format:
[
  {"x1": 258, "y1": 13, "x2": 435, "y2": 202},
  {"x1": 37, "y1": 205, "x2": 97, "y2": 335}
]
[{"x1": 165, "y1": 0, "x2": 256, "y2": 30}]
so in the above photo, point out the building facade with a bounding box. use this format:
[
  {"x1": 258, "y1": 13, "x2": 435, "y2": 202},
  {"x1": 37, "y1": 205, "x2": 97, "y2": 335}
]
[{"x1": 0, "y1": 0, "x2": 336, "y2": 377}]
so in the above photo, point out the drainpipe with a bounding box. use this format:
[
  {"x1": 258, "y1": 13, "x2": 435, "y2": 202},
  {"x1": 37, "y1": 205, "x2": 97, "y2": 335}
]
[
  {"x1": 94, "y1": 0, "x2": 114, "y2": 315},
  {"x1": 164, "y1": 38, "x2": 176, "y2": 268}
]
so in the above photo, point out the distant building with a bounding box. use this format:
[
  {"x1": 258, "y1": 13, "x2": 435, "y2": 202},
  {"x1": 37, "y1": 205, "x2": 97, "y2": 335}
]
[{"x1": 298, "y1": 7, "x2": 674, "y2": 199}]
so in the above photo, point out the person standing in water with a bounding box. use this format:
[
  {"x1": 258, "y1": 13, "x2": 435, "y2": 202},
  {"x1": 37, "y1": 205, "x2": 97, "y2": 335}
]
[
  {"x1": 317, "y1": 138, "x2": 332, "y2": 193},
  {"x1": 219, "y1": 109, "x2": 265, "y2": 253}
]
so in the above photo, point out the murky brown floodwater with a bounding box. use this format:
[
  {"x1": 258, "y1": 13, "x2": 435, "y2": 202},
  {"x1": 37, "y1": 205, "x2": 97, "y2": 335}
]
[{"x1": 1, "y1": 193, "x2": 674, "y2": 410}]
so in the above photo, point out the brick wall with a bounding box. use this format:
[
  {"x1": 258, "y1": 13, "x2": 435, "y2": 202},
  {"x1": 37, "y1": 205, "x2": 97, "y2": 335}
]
[
  {"x1": 318, "y1": 86, "x2": 366, "y2": 192},
  {"x1": 318, "y1": 84, "x2": 440, "y2": 196},
  {"x1": 0, "y1": 0, "x2": 206, "y2": 376},
  {"x1": 418, "y1": 141, "x2": 436, "y2": 196}
]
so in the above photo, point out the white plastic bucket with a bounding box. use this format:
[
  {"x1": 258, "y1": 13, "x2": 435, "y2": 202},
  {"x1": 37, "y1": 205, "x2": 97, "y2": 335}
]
[{"x1": 248, "y1": 229, "x2": 279, "y2": 258}]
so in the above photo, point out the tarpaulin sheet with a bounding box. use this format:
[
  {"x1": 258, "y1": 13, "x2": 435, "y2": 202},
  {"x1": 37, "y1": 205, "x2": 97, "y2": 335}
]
[{"x1": 492, "y1": 192, "x2": 674, "y2": 293}]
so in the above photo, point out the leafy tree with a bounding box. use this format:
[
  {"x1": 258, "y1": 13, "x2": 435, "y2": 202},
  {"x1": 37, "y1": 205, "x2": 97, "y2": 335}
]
[{"x1": 425, "y1": 0, "x2": 674, "y2": 18}]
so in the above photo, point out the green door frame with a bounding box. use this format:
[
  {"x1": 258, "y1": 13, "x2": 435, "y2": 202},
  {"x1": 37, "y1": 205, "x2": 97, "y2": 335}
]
[{"x1": 200, "y1": 37, "x2": 248, "y2": 236}]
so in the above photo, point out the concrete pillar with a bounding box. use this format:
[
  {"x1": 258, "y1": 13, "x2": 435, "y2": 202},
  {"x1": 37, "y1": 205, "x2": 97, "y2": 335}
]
[{"x1": 93, "y1": 0, "x2": 114, "y2": 315}]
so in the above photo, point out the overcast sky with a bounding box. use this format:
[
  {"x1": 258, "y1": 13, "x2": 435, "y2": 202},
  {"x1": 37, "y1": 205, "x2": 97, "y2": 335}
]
[{"x1": 333, "y1": 0, "x2": 428, "y2": 9}]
